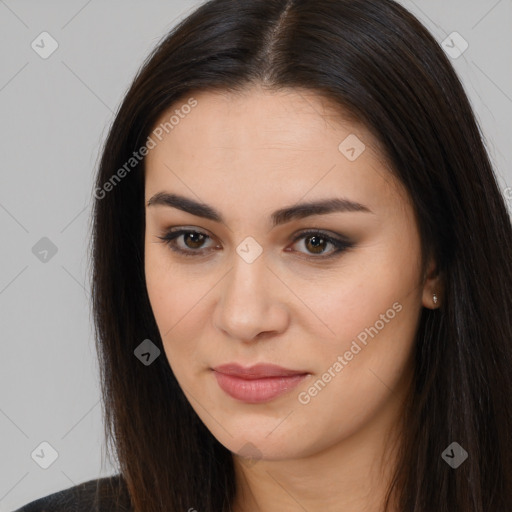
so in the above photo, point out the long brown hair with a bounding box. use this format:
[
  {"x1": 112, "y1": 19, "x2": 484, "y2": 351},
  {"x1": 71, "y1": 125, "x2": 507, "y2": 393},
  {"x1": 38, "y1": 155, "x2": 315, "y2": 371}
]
[{"x1": 89, "y1": 0, "x2": 512, "y2": 510}]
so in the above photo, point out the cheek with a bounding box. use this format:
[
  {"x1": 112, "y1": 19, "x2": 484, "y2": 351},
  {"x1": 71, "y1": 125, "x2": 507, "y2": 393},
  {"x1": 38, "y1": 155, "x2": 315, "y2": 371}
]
[
  {"x1": 144, "y1": 243, "x2": 170, "y2": 327},
  {"x1": 298, "y1": 238, "x2": 423, "y2": 425},
  {"x1": 291, "y1": 270, "x2": 421, "y2": 451},
  {"x1": 145, "y1": 239, "x2": 194, "y2": 326},
  {"x1": 144, "y1": 242, "x2": 214, "y2": 371},
  {"x1": 307, "y1": 241, "x2": 421, "y2": 349},
  {"x1": 299, "y1": 292, "x2": 419, "y2": 423},
  {"x1": 144, "y1": 243, "x2": 182, "y2": 358}
]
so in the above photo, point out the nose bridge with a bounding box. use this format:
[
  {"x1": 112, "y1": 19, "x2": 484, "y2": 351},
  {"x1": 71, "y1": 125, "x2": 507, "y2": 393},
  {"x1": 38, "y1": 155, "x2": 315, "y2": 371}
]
[
  {"x1": 227, "y1": 233, "x2": 269, "y2": 293},
  {"x1": 224, "y1": 246, "x2": 270, "y2": 308}
]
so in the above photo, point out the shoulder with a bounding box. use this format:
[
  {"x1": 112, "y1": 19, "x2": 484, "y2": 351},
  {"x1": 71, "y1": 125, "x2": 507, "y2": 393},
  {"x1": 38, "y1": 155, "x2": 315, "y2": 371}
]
[{"x1": 12, "y1": 474, "x2": 133, "y2": 512}]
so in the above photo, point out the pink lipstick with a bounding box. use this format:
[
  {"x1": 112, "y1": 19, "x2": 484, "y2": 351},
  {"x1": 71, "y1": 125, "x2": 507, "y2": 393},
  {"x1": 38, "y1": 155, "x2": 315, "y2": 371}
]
[{"x1": 212, "y1": 363, "x2": 309, "y2": 403}]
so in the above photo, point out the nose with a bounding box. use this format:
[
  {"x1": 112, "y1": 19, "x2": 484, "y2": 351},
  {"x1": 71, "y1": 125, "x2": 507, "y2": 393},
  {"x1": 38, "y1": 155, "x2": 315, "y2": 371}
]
[{"x1": 213, "y1": 251, "x2": 289, "y2": 342}]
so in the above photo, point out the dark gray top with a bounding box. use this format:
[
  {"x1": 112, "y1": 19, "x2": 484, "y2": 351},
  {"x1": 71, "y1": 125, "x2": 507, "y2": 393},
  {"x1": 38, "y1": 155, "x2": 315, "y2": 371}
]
[{"x1": 12, "y1": 474, "x2": 133, "y2": 512}]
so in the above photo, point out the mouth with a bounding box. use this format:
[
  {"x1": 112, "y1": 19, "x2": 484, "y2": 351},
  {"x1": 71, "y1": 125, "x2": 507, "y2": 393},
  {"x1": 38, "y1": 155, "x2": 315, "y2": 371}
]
[{"x1": 211, "y1": 363, "x2": 310, "y2": 403}]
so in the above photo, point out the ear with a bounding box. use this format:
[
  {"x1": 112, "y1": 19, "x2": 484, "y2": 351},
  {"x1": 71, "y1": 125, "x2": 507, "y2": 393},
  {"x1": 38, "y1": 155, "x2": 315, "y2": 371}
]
[{"x1": 421, "y1": 256, "x2": 443, "y2": 309}]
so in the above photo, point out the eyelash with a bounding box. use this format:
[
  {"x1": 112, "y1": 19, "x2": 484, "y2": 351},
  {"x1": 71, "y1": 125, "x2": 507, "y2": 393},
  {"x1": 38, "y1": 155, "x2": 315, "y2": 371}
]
[{"x1": 156, "y1": 228, "x2": 353, "y2": 260}]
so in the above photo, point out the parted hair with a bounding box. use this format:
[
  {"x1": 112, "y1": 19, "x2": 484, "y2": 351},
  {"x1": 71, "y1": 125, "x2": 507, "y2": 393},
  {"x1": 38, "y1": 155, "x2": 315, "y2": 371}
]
[{"x1": 89, "y1": 0, "x2": 512, "y2": 511}]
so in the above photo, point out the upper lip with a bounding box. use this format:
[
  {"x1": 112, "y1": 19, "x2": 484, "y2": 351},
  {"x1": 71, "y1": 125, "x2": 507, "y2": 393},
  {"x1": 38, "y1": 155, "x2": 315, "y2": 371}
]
[{"x1": 212, "y1": 363, "x2": 308, "y2": 379}]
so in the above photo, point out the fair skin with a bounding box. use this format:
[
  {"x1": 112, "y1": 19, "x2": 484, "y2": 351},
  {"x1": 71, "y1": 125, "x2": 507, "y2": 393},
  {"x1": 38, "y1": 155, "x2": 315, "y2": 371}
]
[{"x1": 144, "y1": 85, "x2": 442, "y2": 512}]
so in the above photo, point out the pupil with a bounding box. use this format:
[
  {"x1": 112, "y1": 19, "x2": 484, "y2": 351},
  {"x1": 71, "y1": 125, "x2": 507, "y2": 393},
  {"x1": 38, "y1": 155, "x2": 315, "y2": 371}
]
[
  {"x1": 186, "y1": 233, "x2": 204, "y2": 248},
  {"x1": 307, "y1": 235, "x2": 325, "y2": 253}
]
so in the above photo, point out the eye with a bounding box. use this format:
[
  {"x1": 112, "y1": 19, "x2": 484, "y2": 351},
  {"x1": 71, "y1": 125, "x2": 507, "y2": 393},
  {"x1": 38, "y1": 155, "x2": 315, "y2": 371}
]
[
  {"x1": 287, "y1": 230, "x2": 353, "y2": 259},
  {"x1": 155, "y1": 228, "x2": 353, "y2": 259},
  {"x1": 156, "y1": 228, "x2": 217, "y2": 257}
]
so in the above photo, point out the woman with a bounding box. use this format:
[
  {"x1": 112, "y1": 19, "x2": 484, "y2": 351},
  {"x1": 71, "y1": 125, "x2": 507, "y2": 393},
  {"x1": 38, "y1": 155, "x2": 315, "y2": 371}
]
[{"x1": 16, "y1": 0, "x2": 512, "y2": 510}]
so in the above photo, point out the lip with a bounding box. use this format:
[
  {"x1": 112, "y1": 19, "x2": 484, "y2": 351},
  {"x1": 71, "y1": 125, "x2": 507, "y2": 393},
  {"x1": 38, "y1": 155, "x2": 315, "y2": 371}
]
[
  {"x1": 212, "y1": 363, "x2": 309, "y2": 403},
  {"x1": 213, "y1": 363, "x2": 308, "y2": 378}
]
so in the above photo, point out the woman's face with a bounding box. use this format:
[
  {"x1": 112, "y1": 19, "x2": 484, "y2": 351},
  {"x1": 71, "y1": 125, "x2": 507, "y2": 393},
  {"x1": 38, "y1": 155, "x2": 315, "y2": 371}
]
[{"x1": 144, "y1": 86, "x2": 436, "y2": 463}]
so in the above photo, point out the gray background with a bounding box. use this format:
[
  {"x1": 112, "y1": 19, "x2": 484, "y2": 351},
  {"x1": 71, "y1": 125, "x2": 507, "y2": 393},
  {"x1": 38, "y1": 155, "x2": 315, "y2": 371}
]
[{"x1": 0, "y1": 1, "x2": 510, "y2": 510}]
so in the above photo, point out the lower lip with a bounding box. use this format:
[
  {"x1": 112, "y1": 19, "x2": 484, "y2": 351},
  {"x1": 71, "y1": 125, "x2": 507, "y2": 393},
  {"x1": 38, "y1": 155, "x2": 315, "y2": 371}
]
[{"x1": 213, "y1": 371, "x2": 308, "y2": 403}]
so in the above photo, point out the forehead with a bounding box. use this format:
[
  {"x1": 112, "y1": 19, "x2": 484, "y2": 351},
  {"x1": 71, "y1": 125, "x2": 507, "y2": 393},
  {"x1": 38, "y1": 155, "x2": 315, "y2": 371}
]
[
  {"x1": 147, "y1": 85, "x2": 379, "y2": 157},
  {"x1": 144, "y1": 86, "x2": 407, "y2": 215}
]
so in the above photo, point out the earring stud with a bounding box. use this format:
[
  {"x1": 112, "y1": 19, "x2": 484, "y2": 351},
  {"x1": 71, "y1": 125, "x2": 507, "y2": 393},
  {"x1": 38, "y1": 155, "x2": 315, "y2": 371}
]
[{"x1": 433, "y1": 293, "x2": 438, "y2": 305}]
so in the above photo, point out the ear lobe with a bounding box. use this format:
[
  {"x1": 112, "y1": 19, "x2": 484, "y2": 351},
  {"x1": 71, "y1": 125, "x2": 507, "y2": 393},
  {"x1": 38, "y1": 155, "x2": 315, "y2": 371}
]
[{"x1": 422, "y1": 258, "x2": 443, "y2": 309}]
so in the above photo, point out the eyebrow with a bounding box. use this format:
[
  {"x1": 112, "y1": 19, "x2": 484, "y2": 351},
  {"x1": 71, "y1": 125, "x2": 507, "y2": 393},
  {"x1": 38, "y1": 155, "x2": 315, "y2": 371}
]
[{"x1": 146, "y1": 192, "x2": 372, "y2": 227}]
